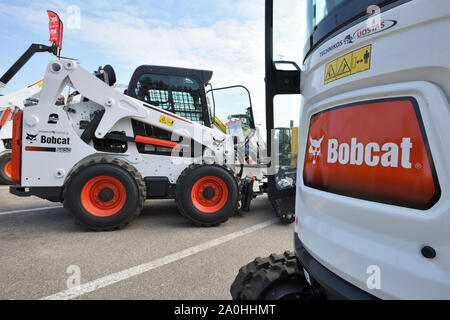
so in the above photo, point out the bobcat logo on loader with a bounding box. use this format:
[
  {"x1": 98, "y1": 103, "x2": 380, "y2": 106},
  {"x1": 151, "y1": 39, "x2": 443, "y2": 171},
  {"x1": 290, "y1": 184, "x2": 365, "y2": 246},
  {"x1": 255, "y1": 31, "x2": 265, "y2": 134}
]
[
  {"x1": 309, "y1": 136, "x2": 324, "y2": 165},
  {"x1": 26, "y1": 133, "x2": 38, "y2": 143}
]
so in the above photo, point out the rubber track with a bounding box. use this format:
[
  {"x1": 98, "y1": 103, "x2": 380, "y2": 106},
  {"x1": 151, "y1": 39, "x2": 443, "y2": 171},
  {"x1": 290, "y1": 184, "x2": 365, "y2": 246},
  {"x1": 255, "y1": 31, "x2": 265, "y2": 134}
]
[{"x1": 230, "y1": 251, "x2": 302, "y2": 300}]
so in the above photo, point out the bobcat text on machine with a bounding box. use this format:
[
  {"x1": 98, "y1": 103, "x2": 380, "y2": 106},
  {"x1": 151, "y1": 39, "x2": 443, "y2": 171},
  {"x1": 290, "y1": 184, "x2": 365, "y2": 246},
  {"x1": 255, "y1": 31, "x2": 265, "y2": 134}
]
[
  {"x1": 232, "y1": 0, "x2": 450, "y2": 300},
  {"x1": 2, "y1": 11, "x2": 282, "y2": 231}
]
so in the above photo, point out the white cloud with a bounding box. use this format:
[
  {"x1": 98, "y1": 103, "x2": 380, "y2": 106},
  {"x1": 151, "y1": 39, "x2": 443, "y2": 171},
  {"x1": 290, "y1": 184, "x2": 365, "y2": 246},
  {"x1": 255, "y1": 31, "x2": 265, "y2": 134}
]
[
  {"x1": 0, "y1": 0, "x2": 272, "y2": 126},
  {"x1": 273, "y1": 0, "x2": 307, "y2": 62},
  {"x1": 69, "y1": 1, "x2": 268, "y2": 125}
]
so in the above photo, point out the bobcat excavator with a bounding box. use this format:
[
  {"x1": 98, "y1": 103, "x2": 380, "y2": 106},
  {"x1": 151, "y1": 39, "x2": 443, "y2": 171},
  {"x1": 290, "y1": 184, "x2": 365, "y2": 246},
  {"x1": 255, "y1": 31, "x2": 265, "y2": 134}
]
[
  {"x1": 1, "y1": 11, "x2": 287, "y2": 231},
  {"x1": 232, "y1": 0, "x2": 450, "y2": 300}
]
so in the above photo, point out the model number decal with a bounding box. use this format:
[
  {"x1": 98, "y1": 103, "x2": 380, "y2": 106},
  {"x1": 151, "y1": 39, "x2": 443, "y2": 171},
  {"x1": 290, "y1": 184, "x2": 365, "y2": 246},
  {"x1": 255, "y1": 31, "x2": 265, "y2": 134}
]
[
  {"x1": 159, "y1": 115, "x2": 175, "y2": 127},
  {"x1": 324, "y1": 45, "x2": 372, "y2": 85}
]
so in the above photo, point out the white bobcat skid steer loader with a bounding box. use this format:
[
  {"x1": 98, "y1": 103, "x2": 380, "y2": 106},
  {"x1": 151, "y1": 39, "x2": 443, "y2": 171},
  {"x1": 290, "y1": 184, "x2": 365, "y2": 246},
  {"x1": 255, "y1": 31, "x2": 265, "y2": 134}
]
[
  {"x1": 0, "y1": 80, "x2": 44, "y2": 184},
  {"x1": 8, "y1": 58, "x2": 259, "y2": 231}
]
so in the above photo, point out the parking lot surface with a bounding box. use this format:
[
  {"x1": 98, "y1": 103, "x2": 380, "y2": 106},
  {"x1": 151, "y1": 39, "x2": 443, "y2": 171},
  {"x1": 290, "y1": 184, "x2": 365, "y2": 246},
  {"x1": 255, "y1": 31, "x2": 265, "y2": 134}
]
[{"x1": 0, "y1": 186, "x2": 293, "y2": 300}]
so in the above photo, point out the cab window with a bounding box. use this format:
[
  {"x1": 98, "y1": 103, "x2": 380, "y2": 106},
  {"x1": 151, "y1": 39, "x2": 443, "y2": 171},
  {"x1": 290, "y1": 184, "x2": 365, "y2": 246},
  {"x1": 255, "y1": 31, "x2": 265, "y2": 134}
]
[{"x1": 135, "y1": 74, "x2": 204, "y2": 124}]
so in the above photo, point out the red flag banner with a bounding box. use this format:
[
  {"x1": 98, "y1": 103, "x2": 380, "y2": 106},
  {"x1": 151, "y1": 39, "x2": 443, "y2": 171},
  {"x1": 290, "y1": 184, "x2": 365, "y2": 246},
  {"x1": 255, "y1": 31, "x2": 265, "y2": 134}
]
[{"x1": 47, "y1": 10, "x2": 63, "y2": 54}]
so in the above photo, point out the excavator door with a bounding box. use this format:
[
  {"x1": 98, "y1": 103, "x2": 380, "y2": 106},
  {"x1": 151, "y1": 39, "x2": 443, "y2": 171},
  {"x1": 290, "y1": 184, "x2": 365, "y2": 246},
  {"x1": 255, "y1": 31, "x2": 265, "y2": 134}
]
[{"x1": 265, "y1": 0, "x2": 303, "y2": 223}]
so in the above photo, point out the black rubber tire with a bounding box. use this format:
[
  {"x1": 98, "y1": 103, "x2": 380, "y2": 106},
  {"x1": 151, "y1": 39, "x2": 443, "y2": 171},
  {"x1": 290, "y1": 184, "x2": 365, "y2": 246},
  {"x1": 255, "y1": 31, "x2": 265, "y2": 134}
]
[
  {"x1": 63, "y1": 157, "x2": 146, "y2": 231},
  {"x1": 0, "y1": 151, "x2": 12, "y2": 185},
  {"x1": 231, "y1": 251, "x2": 311, "y2": 300},
  {"x1": 176, "y1": 164, "x2": 239, "y2": 227}
]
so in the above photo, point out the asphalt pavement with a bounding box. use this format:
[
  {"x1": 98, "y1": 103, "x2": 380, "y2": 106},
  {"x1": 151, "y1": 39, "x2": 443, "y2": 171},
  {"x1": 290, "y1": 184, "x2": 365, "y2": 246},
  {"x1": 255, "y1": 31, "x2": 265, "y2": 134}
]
[{"x1": 0, "y1": 186, "x2": 293, "y2": 300}]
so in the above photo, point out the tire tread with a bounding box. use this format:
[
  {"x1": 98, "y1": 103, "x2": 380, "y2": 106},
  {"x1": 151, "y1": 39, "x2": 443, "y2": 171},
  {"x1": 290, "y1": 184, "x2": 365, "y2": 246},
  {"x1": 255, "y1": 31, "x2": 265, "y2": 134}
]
[
  {"x1": 175, "y1": 163, "x2": 238, "y2": 227},
  {"x1": 63, "y1": 157, "x2": 146, "y2": 231},
  {"x1": 230, "y1": 251, "x2": 303, "y2": 300}
]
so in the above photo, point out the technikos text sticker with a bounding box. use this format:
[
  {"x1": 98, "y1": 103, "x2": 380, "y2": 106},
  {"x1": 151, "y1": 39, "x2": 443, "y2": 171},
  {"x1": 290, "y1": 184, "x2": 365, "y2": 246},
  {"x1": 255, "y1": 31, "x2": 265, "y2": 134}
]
[
  {"x1": 304, "y1": 98, "x2": 440, "y2": 210},
  {"x1": 320, "y1": 20, "x2": 396, "y2": 57},
  {"x1": 324, "y1": 45, "x2": 371, "y2": 84}
]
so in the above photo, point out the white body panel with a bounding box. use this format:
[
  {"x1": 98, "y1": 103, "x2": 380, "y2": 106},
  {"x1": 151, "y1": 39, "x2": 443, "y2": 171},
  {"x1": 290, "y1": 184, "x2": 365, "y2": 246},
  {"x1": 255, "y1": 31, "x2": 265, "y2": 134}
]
[
  {"x1": 0, "y1": 81, "x2": 42, "y2": 112},
  {"x1": 295, "y1": 0, "x2": 450, "y2": 299},
  {"x1": 0, "y1": 81, "x2": 42, "y2": 154}
]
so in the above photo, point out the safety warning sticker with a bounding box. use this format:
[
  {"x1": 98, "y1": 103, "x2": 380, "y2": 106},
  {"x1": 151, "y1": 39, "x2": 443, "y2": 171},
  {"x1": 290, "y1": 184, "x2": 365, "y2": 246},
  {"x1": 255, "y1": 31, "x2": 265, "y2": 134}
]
[
  {"x1": 159, "y1": 115, "x2": 175, "y2": 127},
  {"x1": 324, "y1": 45, "x2": 372, "y2": 84}
]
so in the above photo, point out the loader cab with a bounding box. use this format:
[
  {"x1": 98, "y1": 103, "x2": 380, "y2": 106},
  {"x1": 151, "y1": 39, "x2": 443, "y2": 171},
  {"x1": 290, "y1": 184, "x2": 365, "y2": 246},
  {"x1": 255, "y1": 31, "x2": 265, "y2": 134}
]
[
  {"x1": 128, "y1": 65, "x2": 213, "y2": 127},
  {"x1": 127, "y1": 65, "x2": 257, "y2": 151}
]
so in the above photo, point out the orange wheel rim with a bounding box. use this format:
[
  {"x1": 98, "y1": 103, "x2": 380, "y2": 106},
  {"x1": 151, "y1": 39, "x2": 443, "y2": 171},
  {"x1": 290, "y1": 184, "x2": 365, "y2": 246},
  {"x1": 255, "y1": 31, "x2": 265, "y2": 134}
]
[
  {"x1": 191, "y1": 176, "x2": 228, "y2": 213},
  {"x1": 80, "y1": 176, "x2": 127, "y2": 217},
  {"x1": 4, "y1": 160, "x2": 12, "y2": 179}
]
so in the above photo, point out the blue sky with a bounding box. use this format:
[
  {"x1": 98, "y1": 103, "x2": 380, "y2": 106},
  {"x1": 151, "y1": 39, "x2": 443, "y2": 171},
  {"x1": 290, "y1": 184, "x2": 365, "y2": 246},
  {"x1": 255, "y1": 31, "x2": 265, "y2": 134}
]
[
  {"x1": 0, "y1": 0, "x2": 263, "y2": 89},
  {"x1": 0, "y1": 0, "x2": 305, "y2": 127}
]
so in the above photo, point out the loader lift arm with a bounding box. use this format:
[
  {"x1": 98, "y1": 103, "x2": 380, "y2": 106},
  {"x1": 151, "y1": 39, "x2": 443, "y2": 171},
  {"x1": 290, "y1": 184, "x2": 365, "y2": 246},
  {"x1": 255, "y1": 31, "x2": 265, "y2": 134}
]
[{"x1": 0, "y1": 44, "x2": 58, "y2": 92}]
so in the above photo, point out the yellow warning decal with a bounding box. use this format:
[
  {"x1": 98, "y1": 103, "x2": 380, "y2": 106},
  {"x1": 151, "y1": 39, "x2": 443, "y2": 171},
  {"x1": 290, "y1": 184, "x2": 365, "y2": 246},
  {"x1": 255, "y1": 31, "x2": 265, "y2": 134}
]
[
  {"x1": 324, "y1": 45, "x2": 372, "y2": 84},
  {"x1": 159, "y1": 115, "x2": 175, "y2": 127},
  {"x1": 27, "y1": 80, "x2": 44, "y2": 88}
]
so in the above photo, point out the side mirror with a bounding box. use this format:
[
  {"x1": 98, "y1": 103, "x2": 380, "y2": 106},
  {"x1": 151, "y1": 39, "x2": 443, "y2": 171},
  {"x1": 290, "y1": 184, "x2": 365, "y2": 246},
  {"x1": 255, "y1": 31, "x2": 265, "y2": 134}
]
[
  {"x1": 271, "y1": 61, "x2": 301, "y2": 95},
  {"x1": 274, "y1": 60, "x2": 301, "y2": 71}
]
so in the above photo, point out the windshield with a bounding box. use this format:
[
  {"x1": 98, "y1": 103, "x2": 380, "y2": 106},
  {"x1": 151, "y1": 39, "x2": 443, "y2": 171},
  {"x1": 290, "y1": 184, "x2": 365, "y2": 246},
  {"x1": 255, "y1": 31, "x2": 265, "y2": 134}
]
[
  {"x1": 134, "y1": 73, "x2": 205, "y2": 124},
  {"x1": 304, "y1": 0, "x2": 399, "y2": 58},
  {"x1": 306, "y1": 0, "x2": 346, "y2": 39}
]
